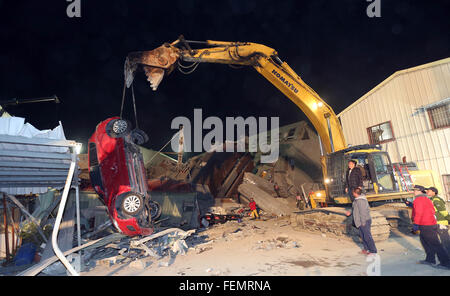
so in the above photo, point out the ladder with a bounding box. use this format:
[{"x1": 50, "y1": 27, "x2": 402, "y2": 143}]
[{"x1": 393, "y1": 164, "x2": 414, "y2": 192}]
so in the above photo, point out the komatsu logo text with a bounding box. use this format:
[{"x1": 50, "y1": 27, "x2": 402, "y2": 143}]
[{"x1": 272, "y1": 69, "x2": 298, "y2": 93}]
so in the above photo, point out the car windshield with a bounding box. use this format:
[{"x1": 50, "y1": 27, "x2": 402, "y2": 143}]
[{"x1": 372, "y1": 153, "x2": 390, "y2": 174}]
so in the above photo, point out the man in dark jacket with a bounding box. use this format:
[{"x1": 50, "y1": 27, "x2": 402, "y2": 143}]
[
  {"x1": 412, "y1": 185, "x2": 450, "y2": 269},
  {"x1": 345, "y1": 160, "x2": 363, "y2": 202}
]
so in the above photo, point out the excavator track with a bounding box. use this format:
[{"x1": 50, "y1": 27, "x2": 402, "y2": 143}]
[{"x1": 290, "y1": 207, "x2": 391, "y2": 242}]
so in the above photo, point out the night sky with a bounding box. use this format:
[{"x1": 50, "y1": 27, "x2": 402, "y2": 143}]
[{"x1": 0, "y1": 0, "x2": 449, "y2": 153}]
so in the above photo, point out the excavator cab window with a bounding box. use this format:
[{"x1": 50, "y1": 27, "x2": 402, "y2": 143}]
[
  {"x1": 369, "y1": 152, "x2": 396, "y2": 193},
  {"x1": 342, "y1": 152, "x2": 396, "y2": 194}
]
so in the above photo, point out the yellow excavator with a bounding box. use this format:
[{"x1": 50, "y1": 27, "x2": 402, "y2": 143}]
[{"x1": 124, "y1": 36, "x2": 442, "y2": 241}]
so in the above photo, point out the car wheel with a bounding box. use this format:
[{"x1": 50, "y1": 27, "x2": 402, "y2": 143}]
[
  {"x1": 148, "y1": 200, "x2": 162, "y2": 221},
  {"x1": 131, "y1": 129, "x2": 149, "y2": 145},
  {"x1": 106, "y1": 119, "x2": 131, "y2": 138},
  {"x1": 121, "y1": 193, "x2": 144, "y2": 216}
]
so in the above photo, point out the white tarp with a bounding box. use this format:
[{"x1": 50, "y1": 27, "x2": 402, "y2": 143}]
[
  {"x1": 0, "y1": 116, "x2": 75, "y2": 195},
  {"x1": 0, "y1": 116, "x2": 66, "y2": 140}
]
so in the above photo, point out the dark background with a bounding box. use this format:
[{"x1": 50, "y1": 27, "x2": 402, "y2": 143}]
[{"x1": 0, "y1": 0, "x2": 449, "y2": 153}]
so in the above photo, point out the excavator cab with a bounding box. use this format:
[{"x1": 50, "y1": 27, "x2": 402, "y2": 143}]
[{"x1": 324, "y1": 144, "x2": 400, "y2": 204}]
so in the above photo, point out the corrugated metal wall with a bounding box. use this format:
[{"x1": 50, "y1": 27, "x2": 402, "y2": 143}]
[{"x1": 338, "y1": 58, "x2": 450, "y2": 200}]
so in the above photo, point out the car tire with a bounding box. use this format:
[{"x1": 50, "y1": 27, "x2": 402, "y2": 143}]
[
  {"x1": 131, "y1": 129, "x2": 149, "y2": 145},
  {"x1": 120, "y1": 193, "x2": 144, "y2": 216},
  {"x1": 148, "y1": 200, "x2": 162, "y2": 221},
  {"x1": 106, "y1": 119, "x2": 131, "y2": 138}
]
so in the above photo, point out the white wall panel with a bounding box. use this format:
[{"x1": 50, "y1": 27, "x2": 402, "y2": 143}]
[{"x1": 338, "y1": 58, "x2": 450, "y2": 199}]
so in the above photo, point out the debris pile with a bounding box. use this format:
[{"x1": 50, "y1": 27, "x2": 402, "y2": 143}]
[
  {"x1": 83, "y1": 228, "x2": 195, "y2": 271},
  {"x1": 238, "y1": 172, "x2": 296, "y2": 216},
  {"x1": 22, "y1": 228, "x2": 196, "y2": 275}
]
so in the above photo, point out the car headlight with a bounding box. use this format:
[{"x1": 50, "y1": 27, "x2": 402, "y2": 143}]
[{"x1": 324, "y1": 178, "x2": 331, "y2": 184}]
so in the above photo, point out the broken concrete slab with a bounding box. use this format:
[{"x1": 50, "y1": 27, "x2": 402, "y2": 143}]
[
  {"x1": 242, "y1": 172, "x2": 278, "y2": 196},
  {"x1": 238, "y1": 183, "x2": 293, "y2": 216}
]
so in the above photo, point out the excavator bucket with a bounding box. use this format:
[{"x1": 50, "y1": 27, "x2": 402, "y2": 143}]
[{"x1": 124, "y1": 45, "x2": 180, "y2": 91}]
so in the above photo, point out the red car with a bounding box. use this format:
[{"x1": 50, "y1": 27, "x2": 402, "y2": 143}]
[{"x1": 88, "y1": 117, "x2": 160, "y2": 236}]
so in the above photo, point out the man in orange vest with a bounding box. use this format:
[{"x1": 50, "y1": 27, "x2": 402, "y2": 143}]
[
  {"x1": 426, "y1": 187, "x2": 450, "y2": 255},
  {"x1": 412, "y1": 185, "x2": 450, "y2": 269}
]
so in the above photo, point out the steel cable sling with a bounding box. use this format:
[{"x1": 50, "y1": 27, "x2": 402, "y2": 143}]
[{"x1": 119, "y1": 80, "x2": 139, "y2": 129}]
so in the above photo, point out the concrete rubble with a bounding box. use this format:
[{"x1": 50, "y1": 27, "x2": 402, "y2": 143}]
[
  {"x1": 35, "y1": 215, "x2": 298, "y2": 275},
  {"x1": 238, "y1": 172, "x2": 296, "y2": 216}
]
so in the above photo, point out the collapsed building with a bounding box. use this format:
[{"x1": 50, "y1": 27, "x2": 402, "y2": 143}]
[{"x1": 139, "y1": 120, "x2": 322, "y2": 216}]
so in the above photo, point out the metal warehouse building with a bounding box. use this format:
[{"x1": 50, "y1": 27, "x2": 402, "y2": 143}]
[{"x1": 338, "y1": 57, "x2": 450, "y2": 200}]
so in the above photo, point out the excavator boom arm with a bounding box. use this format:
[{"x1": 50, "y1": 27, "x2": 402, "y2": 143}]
[{"x1": 125, "y1": 37, "x2": 346, "y2": 154}]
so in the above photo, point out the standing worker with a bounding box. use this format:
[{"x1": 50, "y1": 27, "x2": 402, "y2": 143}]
[
  {"x1": 345, "y1": 160, "x2": 363, "y2": 202},
  {"x1": 412, "y1": 185, "x2": 450, "y2": 269},
  {"x1": 426, "y1": 187, "x2": 450, "y2": 255},
  {"x1": 404, "y1": 199, "x2": 420, "y2": 235},
  {"x1": 347, "y1": 188, "x2": 377, "y2": 255},
  {"x1": 249, "y1": 198, "x2": 260, "y2": 220}
]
